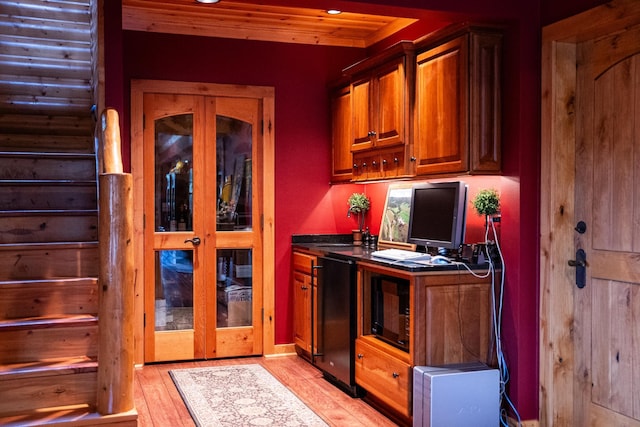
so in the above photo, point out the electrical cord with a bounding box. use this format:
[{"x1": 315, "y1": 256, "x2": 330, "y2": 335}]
[{"x1": 483, "y1": 216, "x2": 522, "y2": 427}]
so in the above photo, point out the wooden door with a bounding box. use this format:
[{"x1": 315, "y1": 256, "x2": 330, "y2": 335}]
[
  {"x1": 141, "y1": 92, "x2": 264, "y2": 362},
  {"x1": 541, "y1": 2, "x2": 640, "y2": 425},
  {"x1": 573, "y1": 25, "x2": 640, "y2": 426}
]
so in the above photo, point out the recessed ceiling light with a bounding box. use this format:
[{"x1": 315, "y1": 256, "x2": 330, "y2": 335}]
[
  {"x1": 196, "y1": 0, "x2": 220, "y2": 3},
  {"x1": 327, "y1": 9, "x2": 342, "y2": 15}
]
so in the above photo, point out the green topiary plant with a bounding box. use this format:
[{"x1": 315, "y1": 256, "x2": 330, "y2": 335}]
[
  {"x1": 347, "y1": 193, "x2": 371, "y2": 231},
  {"x1": 472, "y1": 188, "x2": 500, "y2": 217}
]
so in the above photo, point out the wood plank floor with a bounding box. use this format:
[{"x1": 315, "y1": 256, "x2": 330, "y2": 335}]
[{"x1": 134, "y1": 354, "x2": 399, "y2": 426}]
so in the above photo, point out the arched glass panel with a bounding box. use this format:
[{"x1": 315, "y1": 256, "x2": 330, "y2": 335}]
[{"x1": 216, "y1": 115, "x2": 252, "y2": 231}]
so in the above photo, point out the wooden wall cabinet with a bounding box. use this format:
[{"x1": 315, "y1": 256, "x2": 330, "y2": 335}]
[
  {"x1": 356, "y1": 263, "x2": 493, "y2": 421},
  {"x1": 292, "y1": 251, "x2": 317, "y2": 359},
  {"x1": 330, "y1": 84, "x2": 353, "y2": 183},
  {"x1": 413, "y1": 27, "x2": 502, "y2": 176},
  {"x1": 342, "y1": 41, "x2": 414, "y2": 182}
]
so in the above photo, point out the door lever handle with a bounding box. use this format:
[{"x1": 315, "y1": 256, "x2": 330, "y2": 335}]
[
  {"x1": 568, "y1": 249, "x2": 586, "y2": 288},
  {"x1": 184, "y1": 237, "x2": 201, "y2": 246}
]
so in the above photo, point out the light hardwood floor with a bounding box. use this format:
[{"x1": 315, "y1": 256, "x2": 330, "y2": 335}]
[{"x1": 134, "y1": 354, "x2": 399, "y2": 426}]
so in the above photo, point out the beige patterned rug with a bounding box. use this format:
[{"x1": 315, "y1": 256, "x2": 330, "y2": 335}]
[{"x1": 170, "y1": 364, "x2": 329, "y2": 427}]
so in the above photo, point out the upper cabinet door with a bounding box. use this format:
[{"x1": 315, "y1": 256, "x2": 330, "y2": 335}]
[
  {"x1": 414, "y1": 35, "x2": 469, "y2": 176},
  {"x1": 330, "y1": 84, "x2": 354, "y2": 183},
  {"x1": 348, "y1": 42, "x2": 413, "y2": 155},
  {"x1": 413, "y1": 28, "x2": 502, "y2": 177},
  {"x1": 374, "y1": 60, "x2": 406, "y2": 148},
  {"x1": 351, "y1": 76, "x2": 374, "y2": 151}
]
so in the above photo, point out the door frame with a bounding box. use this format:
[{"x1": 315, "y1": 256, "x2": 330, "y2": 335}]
[
  {"x1": 540, "y1": 0, "x2": 640, "y2": 424},
  {"x1": 130, "y1": 79, "x2": 276, "y2": 365}
]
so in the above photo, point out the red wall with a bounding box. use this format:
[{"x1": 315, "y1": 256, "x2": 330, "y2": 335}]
[{"x1": 103, "y1": 0, "x2": 608, "y2": 421}]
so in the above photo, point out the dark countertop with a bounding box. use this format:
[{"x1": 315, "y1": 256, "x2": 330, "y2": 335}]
[{"x1": 292, "y1": 234, "x2": 490, "y2": 273}]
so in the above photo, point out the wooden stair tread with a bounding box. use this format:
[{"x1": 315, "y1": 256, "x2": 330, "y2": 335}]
[
  {"x1": 0, "y1": 356, "x2": 98, "y2": 378},
  {"x1": 0, "y1": 179, "x2": 96, "y2": 185},
  {"x1": 0, "y1": 241, "x2": 98, "y2": 250},
  {"x1": 0, "y1": 407, "x2": 138, "y2": 427},
  {"x1": 0, "y1": 277, "x2": 98, "y2": 288},
  {"x1": 0, "y1": 151, "x2": 95, "y2": 160},
  {"x1": 0, "y1": 314, "x2": 97, "y2": 330},
  {"x1": 0, "y1": 209, "x2": 98, "y2": 216}
]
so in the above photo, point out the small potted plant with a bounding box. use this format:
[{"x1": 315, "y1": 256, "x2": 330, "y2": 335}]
[
  {"x1": 347, "y1": 192, "x2": 371, "y2": 245},
  {"x1": 472, "y1": 188, "x2": 500, "y2": 227}
]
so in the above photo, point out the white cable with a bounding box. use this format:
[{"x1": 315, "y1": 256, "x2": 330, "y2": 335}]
[{"x1": 485, "y1": 216, "x2": 521, "y2": 427}]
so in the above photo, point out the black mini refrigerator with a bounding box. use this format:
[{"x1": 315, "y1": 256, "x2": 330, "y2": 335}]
[{"x1": 313, "y1": 255, "x2": 360, "y2": 397}]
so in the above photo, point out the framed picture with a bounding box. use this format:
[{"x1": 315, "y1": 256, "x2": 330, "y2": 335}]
[{"x1": 378, "y1": 184, "x2": 416, "y2": 250}]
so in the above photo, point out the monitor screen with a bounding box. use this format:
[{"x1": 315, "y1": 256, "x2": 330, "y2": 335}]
[{"x1": 407, "y1": 181, "x2": 468, "y2": 251}]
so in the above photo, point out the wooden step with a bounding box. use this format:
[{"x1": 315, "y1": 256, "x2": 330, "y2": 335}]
[
  {"x1": 0, "y1": 278, "x2": 98, "y2": 320},
  {"x1": 0, "y1": 151, "x2": 95, "y2": 180},
  {"x1": 0, "y1": 407, "x2": 138, "y2": 427},
  {"x1": 0, "y1": 242, "x2": 98, "y2": 281},
  {"x1": 0, "y1": 180, "x2": 97, "y2": 210},
  {"x1": 0, "y1": 315, "x2": 98, "y2": 365},
  {"x1": 0, "y1": 362, "x2": 98, "y2": 416},
  {"x1": 0, "y1": 133, "x2": 94, "y2": 153},
  {"x1": 0, "y1": 210, "x2": 98, "y2": 244},
  {"x1": 0, "y1": 113, "x2": 93, "y2": 136},
  {"x1": 0, "y1": 356, "x2": 98, "y2": 378}
]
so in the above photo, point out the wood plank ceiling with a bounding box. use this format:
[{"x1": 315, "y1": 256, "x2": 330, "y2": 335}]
[{"x1": 122, "y1": 0, "x2": 419, "y2": 48}]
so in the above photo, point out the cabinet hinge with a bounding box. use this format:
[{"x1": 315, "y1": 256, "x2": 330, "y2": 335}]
[
  {"x1": 143, "y1": 114, "x2": 146, "y2": 130},
  {"x1": 143, "y1": 214, "x2": 146, "y2": 229},
  {"x1": 143, "y1": 313, "x2": 146, "y2": 327}
]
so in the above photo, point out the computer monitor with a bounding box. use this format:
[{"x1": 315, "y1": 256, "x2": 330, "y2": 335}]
[{"x1": 407, "y1": 181, "x2": 468, "y2": 252}]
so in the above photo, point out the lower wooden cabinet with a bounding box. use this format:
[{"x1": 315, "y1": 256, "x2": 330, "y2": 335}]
[
  {"x1": 355, "y1": 336, "x2": 412, "y2": 417},
  {"x1": 292, "y1": 251, "x2": 317, "y2": 359},
  {"x1": 356, "y1": 263, "x2": 494, "y2": 421}
]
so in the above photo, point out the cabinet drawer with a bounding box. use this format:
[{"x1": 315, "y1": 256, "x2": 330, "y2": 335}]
[
  {"x1": 355, "y1": 338, "x2": 412, "y2": 417},
  {"x1": 292, "y1": 251, "x2": 316, "y2": 274}
]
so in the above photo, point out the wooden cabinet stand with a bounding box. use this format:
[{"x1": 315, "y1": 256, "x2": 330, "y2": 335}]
[{"x1": 355, "y1": 262, "x2": 494, "y2": 422}]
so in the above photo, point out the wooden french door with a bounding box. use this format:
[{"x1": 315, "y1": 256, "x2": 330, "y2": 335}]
[{"x1": 140, "y1": 91, "x2": 264, "y2": 362}]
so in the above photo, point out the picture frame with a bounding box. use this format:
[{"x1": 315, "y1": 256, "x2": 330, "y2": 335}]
[{"x1": 378, "y1": 183, "x2": 416, "y2": 250}]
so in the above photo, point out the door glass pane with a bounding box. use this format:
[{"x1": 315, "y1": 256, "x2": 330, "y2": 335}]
[
  {"x1": 216, "y1": 248, "x2": 252, "y2": 328},
  {"x1": 216, "y1": 115, "x2": 252, "y2": 231},
  {"x1": 156, "y1": 250, "x2": 193, "y2": 331},
  {"x1": 155, "y1": 114, "x2": 193, "y2": 232}
]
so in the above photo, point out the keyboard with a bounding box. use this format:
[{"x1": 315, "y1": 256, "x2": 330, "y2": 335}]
[{"x1": 371, "y1": 248, "x2": 432, "y2": 262}]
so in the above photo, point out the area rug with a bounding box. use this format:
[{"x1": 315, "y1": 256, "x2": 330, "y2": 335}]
[{"x1": 169, "y1": 364, "x2": 329, "y2": 427}]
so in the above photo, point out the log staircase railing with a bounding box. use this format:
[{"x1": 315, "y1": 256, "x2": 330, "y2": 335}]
[{"x1": 95, "y1": 108, "x2": 135, "y2": 415}]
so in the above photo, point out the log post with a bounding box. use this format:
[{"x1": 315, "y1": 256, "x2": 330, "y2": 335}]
[{"x1": 97, "y1": 172, "x2": 134, "y2": 414}]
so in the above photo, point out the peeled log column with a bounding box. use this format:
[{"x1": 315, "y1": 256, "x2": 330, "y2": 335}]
[{"x1": 97, "y1": 173, "x2": 134, "y2": 414}]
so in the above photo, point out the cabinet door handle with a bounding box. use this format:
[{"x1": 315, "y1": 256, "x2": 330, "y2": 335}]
[
  {"x1": 368, "y1": 130, "x2": 377, "y2": 137},
  {"x1": 300, "y1": 285, "x2": 308, "y2": 290},
  {"x1": 372, "y1": 160, "x2": 377, "y2": 167},
  {"x1": 357, "y1": 353, "x2": 363, "y2": 359},
  {"x1": 392, "y1": 372, "x2": 399, "y2": 378}
]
